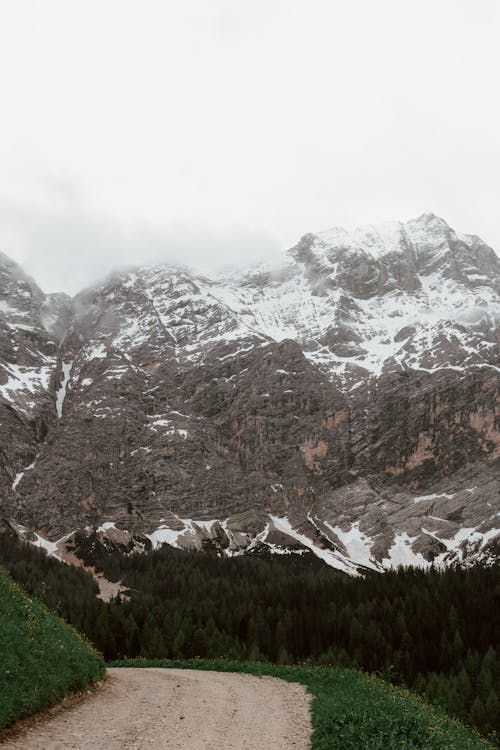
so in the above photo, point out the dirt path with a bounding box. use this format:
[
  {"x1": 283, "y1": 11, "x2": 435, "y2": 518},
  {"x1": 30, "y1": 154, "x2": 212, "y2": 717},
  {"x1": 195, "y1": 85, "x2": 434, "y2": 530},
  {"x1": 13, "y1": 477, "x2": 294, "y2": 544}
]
[{"x1": 1, "y1": 667, "x2": 312, "y2": 749}]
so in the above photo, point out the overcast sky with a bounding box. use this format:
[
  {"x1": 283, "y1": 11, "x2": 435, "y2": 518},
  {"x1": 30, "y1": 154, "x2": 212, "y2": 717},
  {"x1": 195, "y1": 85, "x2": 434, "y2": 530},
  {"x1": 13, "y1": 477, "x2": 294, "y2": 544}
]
[{"x1": 0, "y1": 0, "x2": 499, "y2": 294}]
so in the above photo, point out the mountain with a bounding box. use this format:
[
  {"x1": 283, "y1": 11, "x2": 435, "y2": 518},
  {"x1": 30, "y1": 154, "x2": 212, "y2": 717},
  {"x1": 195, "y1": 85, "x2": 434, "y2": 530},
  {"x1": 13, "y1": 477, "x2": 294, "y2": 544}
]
[{"x1": 1, "y1": 214, "x2": 499, "y2": 574}]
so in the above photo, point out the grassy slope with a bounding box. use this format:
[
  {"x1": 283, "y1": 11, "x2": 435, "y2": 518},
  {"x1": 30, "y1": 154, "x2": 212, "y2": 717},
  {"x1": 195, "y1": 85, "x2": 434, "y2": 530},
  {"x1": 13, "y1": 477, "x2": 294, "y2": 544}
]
[
  {"x1": 111, "y1": 658, "x2": 494, "y2": 750},
  {"x1": 0, "y1": 567, "x2": 105, "y2": 733}
]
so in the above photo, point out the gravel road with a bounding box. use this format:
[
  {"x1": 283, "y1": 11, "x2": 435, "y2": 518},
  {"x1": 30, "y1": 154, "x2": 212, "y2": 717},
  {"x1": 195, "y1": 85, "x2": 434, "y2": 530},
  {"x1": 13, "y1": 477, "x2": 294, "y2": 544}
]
[{"x1": 1, "y1": 667, "x2": 312, "y2": 749}]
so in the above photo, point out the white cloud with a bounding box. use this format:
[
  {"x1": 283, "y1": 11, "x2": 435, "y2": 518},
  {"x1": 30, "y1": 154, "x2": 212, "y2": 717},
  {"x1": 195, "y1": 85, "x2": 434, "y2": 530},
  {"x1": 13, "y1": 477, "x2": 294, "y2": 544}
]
[
  {"x1": 0, "y1": 0, "x2": 499, "y2": 292},
  {"x1": 0, "y1": 177, "x2": 282, "y2": 294}
]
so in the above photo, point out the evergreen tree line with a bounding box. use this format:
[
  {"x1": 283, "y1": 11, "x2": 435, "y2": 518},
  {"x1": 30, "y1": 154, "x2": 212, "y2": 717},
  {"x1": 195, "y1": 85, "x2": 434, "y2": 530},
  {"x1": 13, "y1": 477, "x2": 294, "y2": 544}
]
[{"x1": 0, "y1": 528, "x2": 498, "y2": 740}]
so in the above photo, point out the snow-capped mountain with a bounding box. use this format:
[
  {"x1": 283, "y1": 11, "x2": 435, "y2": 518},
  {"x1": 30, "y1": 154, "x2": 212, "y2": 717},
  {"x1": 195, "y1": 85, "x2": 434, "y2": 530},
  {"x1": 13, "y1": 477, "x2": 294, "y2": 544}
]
[{"x1": 1, "y1": 214, "x2": 499, "y2": 574}]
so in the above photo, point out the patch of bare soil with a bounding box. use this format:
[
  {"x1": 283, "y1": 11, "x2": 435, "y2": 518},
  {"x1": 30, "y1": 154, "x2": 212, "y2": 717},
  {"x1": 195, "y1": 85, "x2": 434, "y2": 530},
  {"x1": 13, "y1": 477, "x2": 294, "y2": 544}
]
[{"x1": 55, "y1": 541, "x2": 125, "y2": 603}]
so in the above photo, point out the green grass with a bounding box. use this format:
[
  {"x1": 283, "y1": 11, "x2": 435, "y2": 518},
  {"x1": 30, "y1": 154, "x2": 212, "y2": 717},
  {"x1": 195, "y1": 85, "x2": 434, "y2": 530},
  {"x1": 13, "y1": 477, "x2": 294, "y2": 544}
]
[
  {"x1": 110, "y1": 658, "x2": 495, "y2": 750},
  {"x1": 0, "y1": 567, "x2": 105, "y2": 733}
]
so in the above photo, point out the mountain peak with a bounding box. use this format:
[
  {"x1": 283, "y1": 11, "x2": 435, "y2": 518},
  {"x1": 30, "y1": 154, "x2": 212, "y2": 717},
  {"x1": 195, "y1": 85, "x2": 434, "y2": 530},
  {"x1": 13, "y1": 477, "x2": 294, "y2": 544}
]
[
  {"x1": 316, "y1": 220, "x2": 404, "y2": 258},
  {"x1": 313, "y1": 214, "x2": 459, "y2": 262},
  {"x1": 0, "y1": 249, "x2": 21, "y2": 272},
  {"x1": 0, "y1": 250, "x2": 45, "y2": 300},
  {"x1": 413, "y1": 211, "x2": 450, "y2": 226},
  {"x1": 406, "y1": 212, "x2": 454, "y2": 241}
]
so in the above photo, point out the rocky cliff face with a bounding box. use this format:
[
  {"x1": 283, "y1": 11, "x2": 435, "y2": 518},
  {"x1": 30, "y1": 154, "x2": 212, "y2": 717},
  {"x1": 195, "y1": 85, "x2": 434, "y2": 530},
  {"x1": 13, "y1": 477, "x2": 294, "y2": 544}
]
[{"x1": 1, "y1": 214, "x2": 499, "y2": 574}]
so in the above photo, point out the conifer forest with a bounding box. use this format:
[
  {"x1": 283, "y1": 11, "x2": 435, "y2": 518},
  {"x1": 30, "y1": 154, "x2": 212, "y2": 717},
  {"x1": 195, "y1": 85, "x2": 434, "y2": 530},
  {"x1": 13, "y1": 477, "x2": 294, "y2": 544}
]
[{"x1": 0, "y1": 529, "x2": 498, "y2": 741}]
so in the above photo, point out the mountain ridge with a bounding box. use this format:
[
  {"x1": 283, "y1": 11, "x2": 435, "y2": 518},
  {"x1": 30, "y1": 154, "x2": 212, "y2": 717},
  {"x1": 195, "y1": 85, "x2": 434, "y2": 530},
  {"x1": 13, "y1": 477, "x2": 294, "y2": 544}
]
[{"x1": 1, "y1": 214, "x2": 499, "y2": 574}]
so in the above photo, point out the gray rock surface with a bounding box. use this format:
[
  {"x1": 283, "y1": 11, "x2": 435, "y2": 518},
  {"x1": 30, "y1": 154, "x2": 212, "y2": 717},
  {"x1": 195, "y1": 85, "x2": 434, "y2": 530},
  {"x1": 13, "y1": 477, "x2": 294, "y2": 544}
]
[{"x1": 1, "y1": 214, "x2": 499, "y2": 573}]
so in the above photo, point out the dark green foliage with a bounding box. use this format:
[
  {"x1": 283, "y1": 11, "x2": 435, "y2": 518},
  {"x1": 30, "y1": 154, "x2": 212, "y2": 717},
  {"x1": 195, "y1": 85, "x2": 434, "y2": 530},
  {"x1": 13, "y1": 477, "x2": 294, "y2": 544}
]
[
  {"x1": 110, "y1": 659, "x2": 493, "y2": 750},
  {"x1": 0, "y1": 567, "x2": 104, "y2": 733},
  {"x1": 1, "y1": 528, "x2": 498, "y2": 741},
  {"x1": 0, "y1": 527, "x2": 109, "y2": 652}
]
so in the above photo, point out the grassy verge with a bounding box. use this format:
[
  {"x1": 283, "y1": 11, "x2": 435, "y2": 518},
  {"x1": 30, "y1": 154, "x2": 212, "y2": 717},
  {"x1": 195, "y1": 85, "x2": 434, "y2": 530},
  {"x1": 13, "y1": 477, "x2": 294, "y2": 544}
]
[
  {"x1": 0, "y1": 567, "x2": 105, "y2": 733},
  {"x1": 110, "y1": 657, "x2": 494, "y2": 750}
]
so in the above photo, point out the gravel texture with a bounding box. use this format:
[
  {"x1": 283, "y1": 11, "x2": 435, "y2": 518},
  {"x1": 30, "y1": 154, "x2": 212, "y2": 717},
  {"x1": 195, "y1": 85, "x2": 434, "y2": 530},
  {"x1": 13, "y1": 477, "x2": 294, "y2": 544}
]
[{"x1": 1, "y1": 667, "x2": 312, "y2": 749}]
